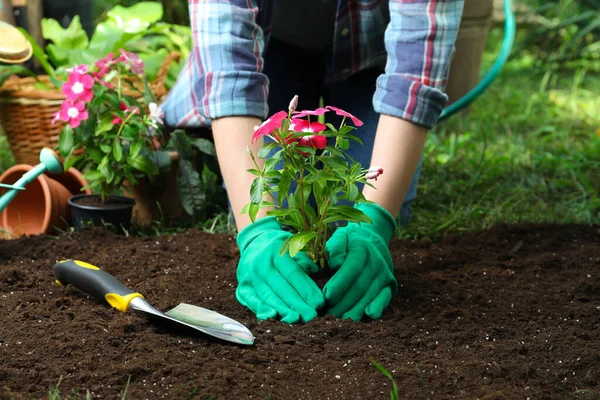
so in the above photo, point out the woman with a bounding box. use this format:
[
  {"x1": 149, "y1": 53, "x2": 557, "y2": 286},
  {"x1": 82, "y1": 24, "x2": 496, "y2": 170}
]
[{"x1": 161, "y1": 0, "x2": 465, "y2": 323}]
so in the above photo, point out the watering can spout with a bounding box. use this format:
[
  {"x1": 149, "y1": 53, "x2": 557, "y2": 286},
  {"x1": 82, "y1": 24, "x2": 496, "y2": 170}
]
[{"x1": 0, "y1": 20, "x2": 33, "y2": 64}]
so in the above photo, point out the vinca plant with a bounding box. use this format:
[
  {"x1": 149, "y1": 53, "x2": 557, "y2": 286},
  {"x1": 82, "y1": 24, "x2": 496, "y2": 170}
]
[{"x1": 244, "y1": 95, "x2": 384, "y2": 268}]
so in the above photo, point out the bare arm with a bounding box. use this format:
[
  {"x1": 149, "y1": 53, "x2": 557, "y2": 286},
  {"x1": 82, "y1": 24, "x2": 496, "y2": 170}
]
[
  {"x1": 211, "y1": 116, "x2": 270, "y2": 231},
  {"x1": 361, "y1": 114, "x2": 427, "y2": 219}
]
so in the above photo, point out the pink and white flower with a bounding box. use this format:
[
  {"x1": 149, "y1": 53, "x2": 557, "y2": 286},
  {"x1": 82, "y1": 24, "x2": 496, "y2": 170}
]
[
  {"x1": 365, "y1": 166, "x2": 384, "y2": 180},
  {"x1": 95, "y1": 52, "x2": 115, "y2": 77},
  {"x1": 116, "y1": 49, "x2": 145, "y2": 75},
  {"x1": 292, "y1": 107, "x2": 329, "y2": 119},
  {"x1": 290, "y1": 119, "x2": 326, "y2": 133},
  {"x1": 251, "y1": 110, "x2": 288, "y2": 143},
  {"x1": 62, "y1": 71, "x2": 94, "y2": 102},
  {"x1": 326, "y1": 105, "x2": 363, "y2": 126},
  {"x1": 58, "y1": 100, "x2": 89, "y2": 128},
  {"x1": 66, "y1": 64, "x2": 89, "y2": 75}
]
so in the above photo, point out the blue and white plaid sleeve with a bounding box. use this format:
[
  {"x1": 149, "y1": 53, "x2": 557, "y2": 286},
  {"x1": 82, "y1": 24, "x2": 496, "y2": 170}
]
[
  {"x1": 373, "y1": 0, "x2": 464, "y2": 129},
  {"x1": 161, "y1": 1, "x2": 270, "y2": 128}
]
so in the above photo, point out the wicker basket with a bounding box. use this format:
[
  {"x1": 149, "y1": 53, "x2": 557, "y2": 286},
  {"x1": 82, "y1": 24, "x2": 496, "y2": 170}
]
[{"x1": 0, "y1": 52, "x2": 180, "y2": 165}]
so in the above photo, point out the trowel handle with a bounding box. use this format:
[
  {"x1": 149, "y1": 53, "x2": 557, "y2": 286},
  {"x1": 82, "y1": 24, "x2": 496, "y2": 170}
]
[{"x1": 53, "y1": 260, "x2": 144, "y2": 312}]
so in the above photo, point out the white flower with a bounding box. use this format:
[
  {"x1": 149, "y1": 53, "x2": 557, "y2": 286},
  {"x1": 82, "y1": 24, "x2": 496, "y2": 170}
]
[
  {"x1": 288, "y1": 95, "x2": 299, "y2": 114},
  {"x1": 149, "y1": 102, "x2": 164, "y2": 125}
]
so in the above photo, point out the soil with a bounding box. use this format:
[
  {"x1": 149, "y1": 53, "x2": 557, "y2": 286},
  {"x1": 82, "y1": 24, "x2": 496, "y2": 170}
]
[{"x1": 1, "y1": 223, "x2": 599, "y2": 399}]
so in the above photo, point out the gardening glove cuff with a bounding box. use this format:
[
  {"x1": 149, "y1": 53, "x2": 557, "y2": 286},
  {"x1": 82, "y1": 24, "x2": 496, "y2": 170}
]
[
  {"x1": 355, "y1": 202, "x2": 397, "y2": 244},
  {"x1": 236, "y1": 216, "x2": 282, "y2": 253}
]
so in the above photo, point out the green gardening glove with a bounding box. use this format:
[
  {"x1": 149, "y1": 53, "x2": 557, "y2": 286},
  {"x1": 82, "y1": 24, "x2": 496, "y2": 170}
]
[
  {"x1": 236, "y1": 217, "x2": 325, "y2": 323},
  {"x1": 323, "y1": 202, "x2": 398, "y2": 321}
]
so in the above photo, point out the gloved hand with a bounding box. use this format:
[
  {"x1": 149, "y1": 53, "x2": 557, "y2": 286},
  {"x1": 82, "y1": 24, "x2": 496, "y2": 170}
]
[
  {"x1": 323, "y1": 202, "x2": 398, "y2": 321},
  {"x1": 235, "y1": 216, "x2": 325, "y2": 323}
]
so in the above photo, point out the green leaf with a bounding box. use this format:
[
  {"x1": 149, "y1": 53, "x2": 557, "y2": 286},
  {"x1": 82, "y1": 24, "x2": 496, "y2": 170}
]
[
  {"x1": 17, "y1": 28, "x2": 55, "y2": 78},
  {"x1": 130, "y1": 140, "x2": 143, "y2": 158},
  {"x1": 338, "y1": 137, "x2": 350, "y2": 150},
  {"x1": 250, "y1": 176, "x2": 265, "y2": 204},
  {"x1": 170, "y1": 129, "x2": 193, "y2": 160},
  {"x1": 258, "y1": 142, "x2": 279, "y2": 158},
  {"x1": 100, "y1": 163, "x2": 115, "y2": 183},
  {"x1": 347, "y1": 183, "x2": 359, "y2": 202},
  {"x1": 79, "y1": 109, "x2": 97, "y2": 142},
  {"x1": 100, "y1": 144, "x2": 112, "y2": 154},
  {"x1": 41, "y1": 16, "x2": 89, "y2": 67},
  {"x1": 127, "y1": 153, "x2": 159, "y2": 176},
  {"x1": 42, "y1": 16, "x2": 88, "y2": 49},
  {"x1": 107, "y1": 2, "x2": 164, "y2": 33},
  {"x1": 288, "y1": 231, "x2": 317, "y2": 257},
  {"x1": 279, "y1": 236, "x2": 292, "y2": 257},
  {"x1": 248, "y1": 203, "x2": 260, "y2": 222},
  {"x1": 176, "y1": 159, "x2": 204, "y2": 216},
  {"x1": 113, "y1": 141, "x2": 123, "y2": 161},
  {"x1": 278, "y1": 170, "x2": 292, "y2": 200},
  {"x1": 247, "y1": 168, "x2": 261, "y2": 176},
  {"x1": 58, "y1": 126, "x2": 74, "y2": 156},
  {"x1": 324, "y1": 205, "x2": 372, "y2": 225},
  {"x1": 192, "y1": 138, "x2": 216, "y2": 156}
]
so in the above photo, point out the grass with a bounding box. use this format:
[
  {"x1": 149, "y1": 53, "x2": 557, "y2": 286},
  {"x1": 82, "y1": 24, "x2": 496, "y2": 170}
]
[{"x1": 397, "y1": 27, "x2": 600, "y2": 240}]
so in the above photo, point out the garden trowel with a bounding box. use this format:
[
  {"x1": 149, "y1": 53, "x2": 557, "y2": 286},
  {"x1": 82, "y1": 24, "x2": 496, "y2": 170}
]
[{"x1": 53, "y1": 260, "x2": 254, "y2": 345}]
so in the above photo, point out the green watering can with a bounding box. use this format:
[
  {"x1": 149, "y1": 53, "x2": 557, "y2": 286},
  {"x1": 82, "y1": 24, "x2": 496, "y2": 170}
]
[{"x1": 0, "y1": 148, "x2": 64, "y2": 213}]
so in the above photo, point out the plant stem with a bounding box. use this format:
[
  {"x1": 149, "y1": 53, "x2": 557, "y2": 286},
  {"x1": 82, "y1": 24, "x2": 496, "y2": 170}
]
[
  {"x1": 297, "y1": 171, "x2": 310, "y2": 231},
  {"x1": 312, "y1": 195, "x2": 331, "y2": 264}
]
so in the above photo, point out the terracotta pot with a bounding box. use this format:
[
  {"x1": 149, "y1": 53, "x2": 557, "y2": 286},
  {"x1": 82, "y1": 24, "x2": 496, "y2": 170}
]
[
  {"x1": 0, "y1": 164, "x2": 72, "y2": 239},
  {"x1": 46, "y1": 167, "x2": 93, "y2": 197},
  {"x1": 122, "y1": 151, "x2": 184, "y2": 227}
]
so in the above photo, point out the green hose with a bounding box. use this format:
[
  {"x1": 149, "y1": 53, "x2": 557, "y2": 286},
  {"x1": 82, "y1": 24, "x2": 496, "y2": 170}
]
[{"x1": 439, "y1": 0, "x2": 516, "y2": 121}]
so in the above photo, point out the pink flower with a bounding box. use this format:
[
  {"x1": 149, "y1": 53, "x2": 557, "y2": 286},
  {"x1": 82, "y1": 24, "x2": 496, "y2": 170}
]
[
  {"x1": 326, "y1": 105, "x2": 363, "y2": 127},
  {"x1": 95, "y1": 52, "x2": 115, "y2": 77},
  {"x1": 290, "y1": 119, "x2": 326, "y2": 133},
  {"x1": 62, "y1": 71, "x2": 94, "y2": 102},
  {"x1": 111, "y1": 116, "x2": 123, "y2": 125},
  {"x1": 119, "y1": 102, "x2": 128, "y2": 111},
  {"x1": 299, "y1": 135, "x2": 327, "y2": 150},
  {"x1": 58, "y1": 100, "x2": 88, "y2": 128},
  {"x1": 251, "y1": 110, "x2": 288, "y2": 143},
  {"x1": 116, "y1": 49, "x2": 145, "y2": 75},
  {"x1": 51, "y1": 111, "x2": 60, "y2": 125},
  {"x1": 292, "y1": 107, "x2": 329, "y2": 119},
  {"x1": 366, "y1": 167, "x2": 384, "y2": 180},
  {"x1": 92, "y1": 72, "x2": 115, "y2": 89},
  {"x1": 288, "y1": 95, "x2": 299, "y2": 114},
  {"x1": 66, "y1": 64, "x2": 89, "y2": 74}
]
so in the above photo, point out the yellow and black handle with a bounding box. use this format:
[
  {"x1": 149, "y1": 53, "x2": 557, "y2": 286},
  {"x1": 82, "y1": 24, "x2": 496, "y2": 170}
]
[{"x1": 53, "y1": 260, "x2": 144, "y2": 312}]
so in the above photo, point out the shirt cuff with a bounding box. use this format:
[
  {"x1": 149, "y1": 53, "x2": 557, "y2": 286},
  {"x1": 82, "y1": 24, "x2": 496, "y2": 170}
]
[
  {"x1": 162, "y1": 68, "x2": 269, "y2": 128},
  {"x1": 373, "y1": 74, "x2": 449, "y2": 130}
]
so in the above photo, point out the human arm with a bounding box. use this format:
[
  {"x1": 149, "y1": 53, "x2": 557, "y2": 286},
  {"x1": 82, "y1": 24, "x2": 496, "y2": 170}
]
[{"x1": 323, "y1": 0, "x2": 464, "y2": 320}]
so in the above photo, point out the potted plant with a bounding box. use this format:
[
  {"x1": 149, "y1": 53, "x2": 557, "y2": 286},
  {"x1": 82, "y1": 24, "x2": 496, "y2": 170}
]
[
  {"x1": 0, "y1": 1, "x2": 191, "y2": 165},
  {"x1": 52, "y1": 49, "x2": 171, "y2": 232}
]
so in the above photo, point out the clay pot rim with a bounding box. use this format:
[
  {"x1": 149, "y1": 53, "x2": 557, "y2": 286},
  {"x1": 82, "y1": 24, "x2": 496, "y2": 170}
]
[
  {"x1": 68, "y1": 194, "x2": 135, "y2": 211},
  {"x1": 0, "y1": 164, "x2": 54, "y2": 234}
]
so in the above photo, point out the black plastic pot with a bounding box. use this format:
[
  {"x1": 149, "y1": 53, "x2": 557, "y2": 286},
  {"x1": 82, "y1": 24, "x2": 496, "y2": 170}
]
[
  {"x1": 68, "y1": 194, "x2": 135, "y2": 233},
  {"x1": 42, "y1": 0, "x2": 96, "y2": 39}
]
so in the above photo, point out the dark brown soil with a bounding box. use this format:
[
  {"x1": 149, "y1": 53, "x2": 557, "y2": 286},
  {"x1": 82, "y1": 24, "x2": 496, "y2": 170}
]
[{"x1": 1, "y1": 223, "x2": 600, "y2": 399}]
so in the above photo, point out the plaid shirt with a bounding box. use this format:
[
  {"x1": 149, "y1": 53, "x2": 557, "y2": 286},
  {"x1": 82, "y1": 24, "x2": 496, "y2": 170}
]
[{"x1": 162, "y1": 0, "x2": 464, "y2": 130}]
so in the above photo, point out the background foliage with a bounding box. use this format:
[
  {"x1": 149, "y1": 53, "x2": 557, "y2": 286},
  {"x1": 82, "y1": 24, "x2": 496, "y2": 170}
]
[{"x1": 1, "y1": 0, "x2": 598, "y2": 237}]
